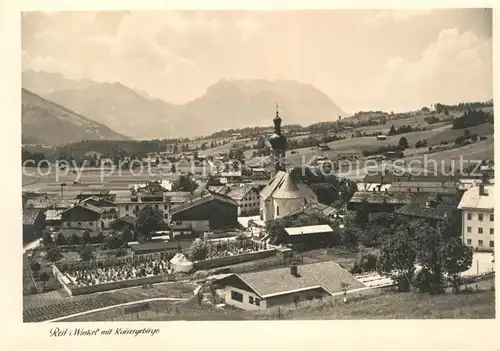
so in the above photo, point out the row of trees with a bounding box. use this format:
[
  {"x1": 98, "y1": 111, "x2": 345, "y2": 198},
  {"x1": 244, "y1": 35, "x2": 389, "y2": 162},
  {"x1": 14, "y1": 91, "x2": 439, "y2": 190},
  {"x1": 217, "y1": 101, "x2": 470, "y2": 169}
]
[
  {"x1": 388, "y1": 124, "x2": 424, "y2": 136},
  {"x1": 452, "y1": 110, "x2": 493, "y2": 129}
]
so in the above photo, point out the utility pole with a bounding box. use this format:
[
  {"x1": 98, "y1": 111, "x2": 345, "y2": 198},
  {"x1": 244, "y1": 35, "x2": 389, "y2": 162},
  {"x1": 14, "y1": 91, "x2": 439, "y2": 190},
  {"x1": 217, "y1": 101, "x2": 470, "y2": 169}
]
[{"x1": 60, "y1": 183, "x2": 66, "y2": 200}]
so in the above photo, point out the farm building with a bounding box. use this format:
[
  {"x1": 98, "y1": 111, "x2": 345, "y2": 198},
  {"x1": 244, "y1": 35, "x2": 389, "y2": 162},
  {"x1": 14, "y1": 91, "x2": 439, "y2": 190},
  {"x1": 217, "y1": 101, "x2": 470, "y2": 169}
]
[
  {"x1": 213, "y1": 261, "x2": 364, "y2": 310},
  {"x1": 110, "y1": 215, "x2": 136, "y2": 231},
  {"x1": 394, "y1": 194, "x2": 461, "y2": 224},
  {"x1": 170, "y1": 192, "x2": 238, "y2": 230},
  {"x1": 347, "y1": 191, "x2": 415, "y2": 213},
  {"x1": 376, "y1": 135, "x2": 387, "y2": 140},
  {"x1": 284, "y1": 224, "x2": 335, "y2": 250},
  {"x1": 23, "y1": 209, "x2": 46, "y2": 244},
  {"x1": 211, "y1": 184, "x2": 261, "y2": 216},
  {"x1": 60, "y1": 203, "x2": 105, "y2": 237}
]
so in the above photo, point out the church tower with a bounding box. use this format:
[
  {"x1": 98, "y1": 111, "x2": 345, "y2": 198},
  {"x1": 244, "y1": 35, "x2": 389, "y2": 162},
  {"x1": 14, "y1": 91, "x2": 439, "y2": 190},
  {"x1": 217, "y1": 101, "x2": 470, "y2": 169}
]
[{"x1": 268, "y1": 103, "x2": 287, "y2": 177}]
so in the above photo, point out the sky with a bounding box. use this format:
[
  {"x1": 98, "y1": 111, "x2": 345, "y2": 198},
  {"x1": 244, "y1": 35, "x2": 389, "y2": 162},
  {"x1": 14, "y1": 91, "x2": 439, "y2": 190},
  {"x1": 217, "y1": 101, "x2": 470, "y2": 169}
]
[{"x1": 22, "y1": 9, "x2": 493, "y2": 113}]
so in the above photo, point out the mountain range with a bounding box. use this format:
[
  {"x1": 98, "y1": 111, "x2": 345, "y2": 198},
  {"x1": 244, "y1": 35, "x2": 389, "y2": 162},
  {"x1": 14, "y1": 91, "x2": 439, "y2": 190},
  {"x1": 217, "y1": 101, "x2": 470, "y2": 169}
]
[
  {"x1": 22, "y1": 70, "x2": 346, "y2": 140},
  {"x1": 22, "y1": 88, "x2": 130, "y2": 145}
]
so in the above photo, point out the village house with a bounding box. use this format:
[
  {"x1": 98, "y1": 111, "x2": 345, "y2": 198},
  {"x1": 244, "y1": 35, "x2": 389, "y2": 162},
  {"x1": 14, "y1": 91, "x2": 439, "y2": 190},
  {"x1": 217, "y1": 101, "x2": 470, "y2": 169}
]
[
  {"x1": 80, "y1": 196, "x2": 119, "y2": 229},
  {"x1": 23, "y1": 209, "x2": 46, "y2": 244},
  {"x1": 211, "y1": 184, "x2": 261, "y2": 216},
  {"x1": 112, "y1": 180, "x2": 171, "y2": 221},
  {"x1": 60, "y1": 203, "x2": 105, "y2": 237},
  {"x1": 213, "y1": 261, "x2": 364, "y2": 310},
  {"x1": 170, "y1": 192, "x2": 238, "y2": 232},
  {"x1": 394, "y1": 193, "x2": 461, "y2": 225},
  {"x1": 458, "y1": 184, "x2": 494, "y2": 251},
  {"x1": 347, "y1": 191, "x2": 415, "y2": 213}
]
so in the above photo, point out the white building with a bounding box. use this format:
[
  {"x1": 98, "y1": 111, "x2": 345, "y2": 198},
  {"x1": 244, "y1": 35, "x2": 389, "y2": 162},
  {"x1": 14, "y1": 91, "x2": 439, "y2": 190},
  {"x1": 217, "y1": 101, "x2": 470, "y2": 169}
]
[
  {"x1": 259, "y1": 171, "x2": 318, "y2": 221},
  {"x1": 458, "y1": 184, "x2": 494, "y2": 251},
  {"x1": 211, "y1": 184, "x2": 261, "y2": 216}
]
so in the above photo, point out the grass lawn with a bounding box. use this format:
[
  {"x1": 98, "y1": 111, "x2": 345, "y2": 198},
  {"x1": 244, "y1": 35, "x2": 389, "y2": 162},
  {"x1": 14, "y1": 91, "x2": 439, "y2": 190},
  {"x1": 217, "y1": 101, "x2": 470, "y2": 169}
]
[{"x1": 135, "y1": 280, "x2": 495, "y2": 321}]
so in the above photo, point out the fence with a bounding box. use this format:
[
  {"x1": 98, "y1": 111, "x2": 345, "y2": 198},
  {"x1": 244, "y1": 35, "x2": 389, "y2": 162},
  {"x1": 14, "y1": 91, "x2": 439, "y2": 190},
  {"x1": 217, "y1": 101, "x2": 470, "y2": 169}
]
[{"x1": 193, "y1": 249, "x2": 277, "y2": 271}]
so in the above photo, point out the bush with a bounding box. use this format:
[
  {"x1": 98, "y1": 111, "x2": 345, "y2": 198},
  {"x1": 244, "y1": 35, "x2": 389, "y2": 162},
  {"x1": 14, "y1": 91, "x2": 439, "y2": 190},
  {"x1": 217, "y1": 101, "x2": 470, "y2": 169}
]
[
  {"x1": 55, "y1": 233, "x2": 67, "y2": 246},
  {"x1": 114, "y1": 248, "x2": 128, "y2": 257},
  {"x1": 79, "y1": 246, "x2": 94, "y2": 261},
  {"x1": 70, "y1": 234, "x2": 80, "y2": 245},
  {"x1": 351, "y1": 248, "x2": 379, "y2": 274},
  {"x1": 94, "y1": 232, "x2": 104, "y2": 244}
]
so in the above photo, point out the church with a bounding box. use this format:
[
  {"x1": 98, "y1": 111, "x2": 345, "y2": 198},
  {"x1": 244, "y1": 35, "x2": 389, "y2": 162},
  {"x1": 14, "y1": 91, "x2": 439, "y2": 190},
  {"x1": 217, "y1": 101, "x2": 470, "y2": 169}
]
[{"x1": 259, "y1": 105, "x2": 318, "y2": 222}]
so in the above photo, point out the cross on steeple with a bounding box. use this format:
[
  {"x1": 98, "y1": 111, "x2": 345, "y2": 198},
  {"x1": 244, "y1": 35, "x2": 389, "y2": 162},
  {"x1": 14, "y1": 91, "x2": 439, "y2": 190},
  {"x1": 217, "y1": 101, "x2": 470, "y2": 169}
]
[{"x1": 275, "y1": 103, "x2": 279, "y2": 118}]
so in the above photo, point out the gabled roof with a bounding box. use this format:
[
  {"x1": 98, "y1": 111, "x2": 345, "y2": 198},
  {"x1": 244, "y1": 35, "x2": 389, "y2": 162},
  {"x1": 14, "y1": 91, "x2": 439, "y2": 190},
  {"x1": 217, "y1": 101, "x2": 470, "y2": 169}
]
[
  {"x1": 219, "y1": 261, "x2": 364, "y2": 298},
  {"x1": 170, "y1": 192, "x2": 238, "y2": 215},
  {"x1": 110, "y1": 215, "x2": 136, "y2": 226},
  {"x1": 458, "y1": 185, "x2": 494, "y2": 211},
  {"x1": 62, "y1": 203, "x2": 105, "y2": 215},
  {"x1": 23, "y1": 209, "x2": 43, "y2": 226},
  {"x1": 395, "y1": 194, "x2": 460, "y2": 220},
  {"x1": 349, "y1": 191, "x2": 415, "y2": 204}
]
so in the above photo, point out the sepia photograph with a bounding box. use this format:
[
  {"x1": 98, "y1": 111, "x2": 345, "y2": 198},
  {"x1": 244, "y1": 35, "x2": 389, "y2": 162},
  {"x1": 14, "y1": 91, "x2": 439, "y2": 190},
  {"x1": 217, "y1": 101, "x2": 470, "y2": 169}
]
[{"x1": 19, "y1": 8, "x2": 495, "y2": 325}]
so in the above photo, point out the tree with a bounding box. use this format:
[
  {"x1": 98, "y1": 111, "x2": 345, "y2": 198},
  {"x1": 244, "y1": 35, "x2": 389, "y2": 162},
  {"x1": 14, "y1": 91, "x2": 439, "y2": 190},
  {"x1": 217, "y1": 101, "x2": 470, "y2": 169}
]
[
  {"x1": 398, "y1": 137, "x2": 409, "y2": 149},
  {"x1": 70, "y1": 234, "x2": 80, "y2": 245},
  {"x1": 30, "y1": 262, "x2": 41, "y2": 278},
  {"x1": 121, "y1": 229, "x2": 133, "y2": 245},
  {"x1": 95, "y1": 232, "x2": 104, "y2": 244},
  {"x1": 79, "y1": 246, "x2": 94, "y2": 261},
  {"x1": 440, "y1": 237, "x2": 473, "y2": 293},
  {"x1": 187, "y1": 238, "x2": 208, "y2": 261},
  {"x1": 415, "y1": 224, "x2": 445, "y2": 294},
  {"x1": 39, "y1": 272, "x2": 50, "y2": 292},
  {"x1": 42, "y1": 232, "x2": 53, "y2": 247},
  {"x1": 377, "y1": 229, "x2": 417, "y2": 292},
  {"x1": 55, "y1": 233, "x2": 67, "y2": 246},
  {"x1": 354, "y1": 200, "x2": 370, "y2": 229},
  {"x1": 388, "y1": 125, "x2": 396, "y2": 135},
  {"x1": 136, "y1": 206, "x2": 165, "y2": 241},
  {"x1": 172, "y1": 175, "x2": 197, "y2": 192},
  {"x1": 46, "y1": 247, "x2": 63, "y2": 263},
  {"x1": 81, "y1": 230, "x2": 92, "y2": 244}
]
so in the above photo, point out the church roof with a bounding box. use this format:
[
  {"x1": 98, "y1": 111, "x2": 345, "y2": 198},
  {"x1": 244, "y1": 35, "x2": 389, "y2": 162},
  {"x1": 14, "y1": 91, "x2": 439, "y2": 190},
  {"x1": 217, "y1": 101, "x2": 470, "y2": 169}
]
[
  {"x1": 260, "y1": 171, "x2": 287, "y2": 200},
  {"x1": 272, "y1": 173, "x2": 303, "y2": 199}
]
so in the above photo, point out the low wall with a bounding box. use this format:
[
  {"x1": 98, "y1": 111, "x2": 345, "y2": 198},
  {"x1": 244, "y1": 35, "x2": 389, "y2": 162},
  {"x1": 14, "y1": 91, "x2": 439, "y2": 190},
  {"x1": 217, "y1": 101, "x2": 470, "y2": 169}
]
[
  {"x1": 51, "y1": 264, "x2": 73, "y2": 296},
  {"x1": 193, "y1": 249, "x2": 277, "y2": 271}
]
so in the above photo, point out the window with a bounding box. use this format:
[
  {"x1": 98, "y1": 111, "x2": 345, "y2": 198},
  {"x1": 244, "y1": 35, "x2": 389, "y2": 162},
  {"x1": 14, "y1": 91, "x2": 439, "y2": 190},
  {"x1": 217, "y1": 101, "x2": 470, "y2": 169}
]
[
  {"x1": 478, "y1": 240, "x2": 483, "y2": 247},
  {"x1": 89, "y1": 222, "x2": 93, "y2": 226},
  {"x1": 135, "y1": 205, "x2": 139, "y2": 211},
  {"x1": 164, "y1": 213, "x2": 168, "y2": 218},
  {"x1": 125, "y1": 205, "x2": 129, "y2": 211},
  {"x1": 467, "y1": 227, "x2": 472, "y2": 233},
  {"x1": 276, "y1": 206, "x2": 280, "y2": 216},
  {"x1": 164, "y1": 204, "x2": 168, "y2": 210},
  {"x1": 249, "y1": 296, "x2": 254, "y2": 304},
  {"x1": 490, "y1": 214, "x2": 494, "y2": 221},
  {"x1": 155, "y1": 204, "x2": 159, "y2": 209},
  {"x1": 176, "y1": 221, "x2": 183, "y2": 225},
  {"x1": 306, "y1": 296, "x2": 314, "y2": 301},
  {"x1": 255, "y1": 298, "x2": 260, "y2": 306},
  {"x1": 478, "y1": 214, "x2": 484, "y2": 221},
  {"x1": 467, "y1": 213, "x2": 472, "y2": 220},
  {"x1": 478, "y1": 227, "x2": 483, "y2": 234},
  {"x1": 490, "y1": 228, "x2": 494, "y2": 235},
  {"x1": 490, "y1": 241, "x2": 494, "y2": 248},
  {"x1": 467, "y1": 239, "x2": 472, "y2": 245},
  {"x1": 231, "y1": 291, "x2": 243, "y2": 302},
  {"x1": 292, "y1": 296, "x2": 300, "y2": 305},
  {"x1": 78, "y1": 222, "x2": 82, "y2": 226},
  {"x1": 315, "y1": 295, "x2": 322, "y2": 300}
]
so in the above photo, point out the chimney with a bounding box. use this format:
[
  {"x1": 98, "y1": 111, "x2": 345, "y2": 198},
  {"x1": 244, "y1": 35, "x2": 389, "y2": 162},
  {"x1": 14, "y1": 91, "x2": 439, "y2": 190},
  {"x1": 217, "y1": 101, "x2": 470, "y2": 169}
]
[{"x1": 290, "y1": 265, "x2": 298, "y2": 276}]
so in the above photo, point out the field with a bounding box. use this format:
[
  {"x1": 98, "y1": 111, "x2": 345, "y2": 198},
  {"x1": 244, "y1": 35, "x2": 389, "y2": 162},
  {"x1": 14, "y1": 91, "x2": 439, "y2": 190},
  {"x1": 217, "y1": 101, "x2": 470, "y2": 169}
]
[
  {"x1": 23, "y1": 281, "x2": 197, "y2": 322},
  {"x1": 69, "y1": 279, "x2": 495, "y2": 321}
]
